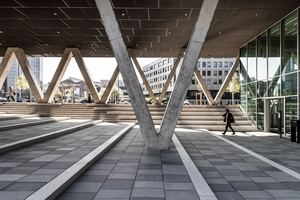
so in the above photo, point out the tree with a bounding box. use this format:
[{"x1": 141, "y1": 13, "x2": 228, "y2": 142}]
[
  {"x1": 16, "y1": 74, "x2": 29, "y2": 98},
  {"x1": 225, "y1": 72, "x2": 240, "y2": 93}
]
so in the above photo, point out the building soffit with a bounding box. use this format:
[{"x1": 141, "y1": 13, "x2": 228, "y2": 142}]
[{"x1": 0, "y1": 1, "x2": 298, "y2": 58}]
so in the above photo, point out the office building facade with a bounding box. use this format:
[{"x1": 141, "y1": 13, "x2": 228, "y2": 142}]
[
  {"x1": 240, "y1": 8, "x2": 299, "y2": 137},
  {"x1": 142, "y1": 57, "x2": 236, "y2": 104}
]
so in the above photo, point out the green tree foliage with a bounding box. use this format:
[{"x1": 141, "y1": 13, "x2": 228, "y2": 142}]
[
  {"x1": 16, "y1": 74, "x2": 29, "y2": 97},
  {"x1": 225, "y1": 72, "x2": 240, "y2": 93}
]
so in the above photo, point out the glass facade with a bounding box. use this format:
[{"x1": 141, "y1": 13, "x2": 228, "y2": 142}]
[{"x1": 240, "y1": 8, "x2": 299, "y2": 137}]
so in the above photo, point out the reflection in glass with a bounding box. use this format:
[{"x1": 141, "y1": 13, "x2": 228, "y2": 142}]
[
  {"x1": 247, "y1": 39, "x2": 256, "y2": 82},
  {"x1": 282, "y1": 11, "x2": 298, "y2": 74},
  {"x1": 240, "y1": 84, "x2": 247, "y2": 112},
  {"x1": 257, "y1": 99, "x2": 264, "y2": 130},
  {"x1": 257, "y1": 32, "x2": 267, "y2": 80},
  {"x1": 282, "y1": 73, "x2": 297, "y2": 96},
  {"x1": 270, "y1": 99, "x2": 283, "y2": 133},
  {"x1": 247, "y1": 83, "x2": 257, "y2": 125},
  {"x1": 285, "y1": 97, "x2": 297, "y2": 137},
  {"x1": 268, "y1": 23, "x2": 281, "y2": 77},
  {"x1": 240, "y1": 46, "x2": 247, "y2": 84},
  {"x1": 268, "y1": 76, "x2": 281, "y2": 97},
  {"x1": 257, "y1": 81, "x2": 267, "y2": 97}
]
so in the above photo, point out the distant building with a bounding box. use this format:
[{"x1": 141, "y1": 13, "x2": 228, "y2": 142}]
[
  {"x1": 142, "y1": 57, "x2": 238, "y2": 105},
  {"x1": 0, "y1": 57, "x2": 42, "y2": 98}
]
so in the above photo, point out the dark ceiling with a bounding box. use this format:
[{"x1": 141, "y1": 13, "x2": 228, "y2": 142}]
[{"x1": 0, "y1": 0, "x2": 299, "y2": 58}]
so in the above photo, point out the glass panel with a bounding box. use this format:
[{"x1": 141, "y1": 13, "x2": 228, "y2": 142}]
[
  {"x1": 257, "y1": 99, "x2": 264, "y2": 130},
  {"x1": 282, "y1": 11, "x2": 298, "y2": 74},
  {"x1": 240, "y1": 84, "x2": 247, "y2": 112},
  {"x1": 270, "y1": 99, "x2": 283, "y2": 133},
  {"x1": 247, "y1": 82, "x2": 257, "y2": 125},
  {"x1": 282, "y1": 73, "x2": 297, "y2": 96},
  {"x1": 247, "y1": 39, "x2": 256, "y2": 82},
  {"x1": 268, "y1": 76, "x2": 281, "y2": 97},
  {"x1": 286, "y1": 96, "x2": 297, "y2": 138},
  {"x1": 257, "y1": 32, "x2": 267, "y2": 80},
  {"x1": 268, "y1": 22, "x2": 281, "y2": 77},
  {"x1": 257, "y1": 80, "x2": 267, "y2": 97},
  {"x1": 240, "y1": 45, "x2": 247, "y2": 84}
]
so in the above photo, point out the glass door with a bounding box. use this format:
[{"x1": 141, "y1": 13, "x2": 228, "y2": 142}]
[{"x1": 269, "y1": 98, "x2": 284, "y2": 133}]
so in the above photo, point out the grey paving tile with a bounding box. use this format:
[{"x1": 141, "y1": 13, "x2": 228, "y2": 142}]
[
  {"x1": 0, "y1": 191, "x2": 33, "y2": 200},
  {"x1": 56, "y1": 192, "x2": 96, "y2": 200},
  {"x1": 229, "y1": 181, "x2": 262, "y2": 190},
  {"x1": 137, "y1": 169, "x2": 162, "y2": 175},
  {"x1": 3, "y1": 182, "x2": 45, "y2": 191},
  {"x1": 65, "y1": 182, "x2": 103, "y2": 192},
  {"x1": 163, "y1": 174, "x2": 192, "y2": 183},
  {"x1": 0, "y1": 174, "x2": 26, "y2": 181},
  {"x1": 108, "y1": 173, "x2": 136, "y2": 179},
  {"x1": 257, "y1": 182, "x2": 289, "y2": 190},
  {"x1": 162, "y1": 165, "x2": 187, "y2": 175},
  {"x1": 17, "y1": 174, "x2": 56, "y2": 182},
  {"x1": 136, "y1": 174, "x2": 163, "y2": 181},
  {"x1": 94, "y1": 189, "x2": 131, "y2": 199},
  {"x1": 133, "y1": 181, "x2": 163, "y2": 189},
  {"x1": 209, "y1": 184, "x2": 235, "y2": 192},
  {"x1": 238, "y1": 190, "x2": 273, "y2": 199},
  {"x1": 214, "y1": 192, "x2": 244, "y2": 200},
  {"x1": 131, "y1": 188, "x2": 164, "y2": 198},
  {"x1": 165, "y1": 190, "x2": 200, "y2": 200},
  {"x1": 266, "y1": 190, "x2": 300, "y2": 198},
  {"x1": 101, "y1": 179, "x2": 134, "y2": 190},
  {"x1": 164, "y1": 182, "x2": 195, "y2": 190},
  {"x1": 76, "y1": 175, "x2": 107, "y2": 182}
]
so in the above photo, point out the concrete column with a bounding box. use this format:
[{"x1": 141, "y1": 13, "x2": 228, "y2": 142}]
[
  {"x1": 128, "y1": 48, "x2": 158, "y2": 104},
  {"x1": 158, "y1": 0, "x2": 219, "y2": 148},
  {"x1": 98, "y1": 66, "x2": 119, "y2": 104},
  {"x1": 214, "y1": 55, "x2": 240, "y2": 105},
  {"x1": 264, "y1": 99, "x2": 270, "y2": 132},
  {"x1": 0, "y1": 48, "x2": 16, "y2": 89},
  {"x1": 72, "y1": 49, "x2": 100, "y2": 103},
  {"x1": 43, "y1": 49, "x2": 73, "y2": 103},
  {"x1": 158, "y1": 48, "x2": 185, "y2": 103},
  {"x1": 14, "y1": 48, "x2": 43, "y2": 102},
  {"x1": 194, "y1": 67, "x2": 214, "y2": 105},
  {"x1": 96, "y1": 0, "x2": 158, "y2": 148}
]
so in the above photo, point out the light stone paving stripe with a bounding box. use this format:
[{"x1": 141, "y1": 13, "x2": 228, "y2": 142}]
[
  {"x1": 172, "y1": 134, "x2": 217, "y2": 200},
  {"x1": 0, "y1": 119, "x2": 103, "y2": 155},
  {"x1": 26, "y1": 123, "x2": 136, "y2": 200},
  {"x1": 0, "y1": 117, "x2": 70, "y2": 131},
  {"x1": 206, "y1": 130, "x2": 300, "y2": 181}
]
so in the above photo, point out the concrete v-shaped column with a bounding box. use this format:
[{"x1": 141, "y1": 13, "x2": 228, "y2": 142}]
[
  {"x1": 214, "y1": 55, "x2": 240, "y2": 105},
  {"x1": 43, "y1": 49, "x2": 73, "y2": 103},
  {"x1": 0, "y1": 48, "x2": 16, "y2": 88},
  {"x1": 72, "y1": 49, "x2": 100, "y2": 103},
  {"x1": 43, "y1": 48, "x2": 100, "y2": 103},
  {"x1": 158, "y1": 0, "x2": 219, "y2": 147},
  {"x1": 128, "y1": 48, "x2": 158, "y2": 104},
  {"x1": 96, "y1": 0, "x2": 158, "y2": 148},
  {"x1": 158, "y1": 48, "x2": 185, "y2": 103},
  {"x1": 194, "y1": 67, "x2": 214, "y2": 105},
  {"x1": 98, "y1": 66, "x2": 119, "y2": 104},
  {"x1": 13, "y1": 48, "x2": 43, "y2": 102}
]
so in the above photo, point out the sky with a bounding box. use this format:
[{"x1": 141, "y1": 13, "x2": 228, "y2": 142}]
[{"x1": 42, "y1": 57, "x2": 158, "y2": 84}]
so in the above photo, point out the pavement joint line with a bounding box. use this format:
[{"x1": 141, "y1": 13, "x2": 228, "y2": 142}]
[
  {"x1": 0, "y1": 117, "x2": 71, "y2": 131},
  {"x1": 172, "y1": 133, "x2": 217, "y2": 200},
  {"x1": 25, "y1": 122, "x2": 135, "y2": 200},
  {"x1": 203, "y1": 129, "x2": 300, "y2": 181},
  {"x1": 0, "y1": 119, "x2": 103, "y2": 155}
]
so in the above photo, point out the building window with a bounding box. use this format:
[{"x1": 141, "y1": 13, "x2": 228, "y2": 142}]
[
  {"x1": 202, "y1": 62, "x2": 206, "y2": 67},
  {"x1": 224, "y1": 70, "x2": 228, "y2": 76},
  {"x1": 202, "y1": 71, "x2": 206, "y2": 76},
  {"x1": 207, "y1": 79, "x2": 211, "y2": 85},
  {"x1": 207, "y1": 71, "x2": 211, "y2": 76},
  {"x1": 207, "y1": 62, "x2": 211, "y2": 68},
  {"x1": 196, "y1": 62, "x2": 200, "y2": 67},
  {"x1": 191, "y1": 79, "x2": 195, "y2": 85},
  {"x1": 214, "y1": 62, "x2": 217, "y2": 68},
  {"x1": 213, "y1": 80, "x2": 217, "y2": 85},
  {"x1": 214, "y1": 71, "x2": 217, "y2": 76},
  {"x1": 224, "y1": 62, "x2": 228, "y2": 67},
  {"x1": 219, "y1": 79, "x2": 222, "y2": 84},
  {"x1": 229, "y1": 62, "x2": 233, "y2": 67},
  {"x1": 218, "y1": 62, "x2": 222, "y2": 67},
  {"x1": 219, "y1": 71, "x2": 222, "y2": 76}
]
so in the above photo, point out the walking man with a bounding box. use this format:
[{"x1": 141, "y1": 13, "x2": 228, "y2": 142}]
[{"x1": 222, "y1": 109, "x2": 235, "y2": 135}]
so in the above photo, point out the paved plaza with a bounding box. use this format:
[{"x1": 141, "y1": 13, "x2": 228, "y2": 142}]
[{"x1": 0, "y1": 116, "x2": 299, "y2": 200}]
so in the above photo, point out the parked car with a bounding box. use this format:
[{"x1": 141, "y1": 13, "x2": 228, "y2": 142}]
[
  {"x1": 184, "y1": 99, "x2": 190, "y2": 105},
  {"x1": 116, "y1": 99, "x2": 128, "y2": 104},
  {"x1": 16, "y1": 97, "x2": 27, "y2": 102},
  {"x1": 0, "y1": 97, "x2": 7, "y2": 102},
  {"x1": 80, "y1": 98, "x2": 94, "y2": 103}
]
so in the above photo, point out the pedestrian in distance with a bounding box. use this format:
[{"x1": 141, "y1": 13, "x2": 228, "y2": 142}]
[
  {"x1": 222, "y1": 108, "x2": 235, "y2": 135},
  {"x1": 8, "y1": 86, "x2": 15, "y2": 102},
  {"x1": 87, "y1": 93, "x2": 92, "y2": 103}
]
